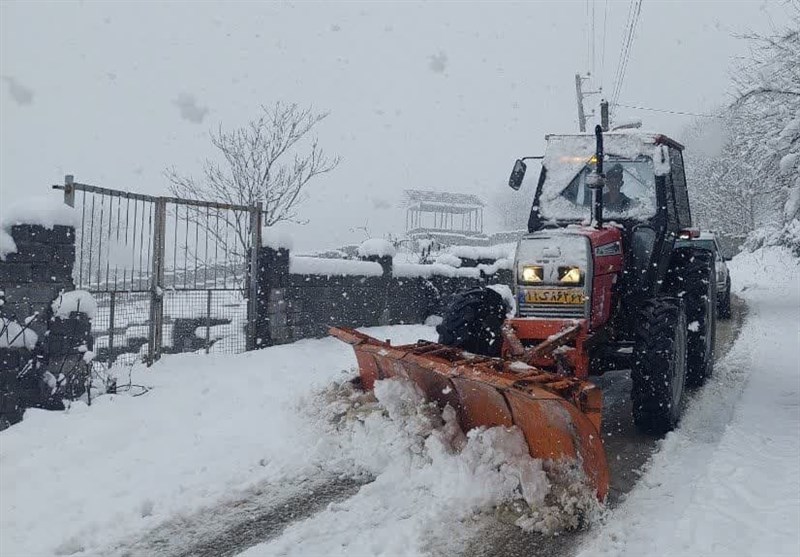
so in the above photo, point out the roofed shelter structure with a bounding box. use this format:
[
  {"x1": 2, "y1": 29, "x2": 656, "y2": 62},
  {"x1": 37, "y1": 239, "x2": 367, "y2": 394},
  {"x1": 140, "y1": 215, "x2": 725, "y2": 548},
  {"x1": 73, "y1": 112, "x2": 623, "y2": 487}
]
[{"x1": 404, "y1": 189, "x2": 487, "y2": 245}]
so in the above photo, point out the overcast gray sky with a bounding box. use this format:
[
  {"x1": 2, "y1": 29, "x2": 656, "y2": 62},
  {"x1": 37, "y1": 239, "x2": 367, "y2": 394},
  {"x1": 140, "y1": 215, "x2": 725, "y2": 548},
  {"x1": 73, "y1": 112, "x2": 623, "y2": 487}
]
[{"x1": 0, "y1": 0, "x2": 792, "y2": 250}]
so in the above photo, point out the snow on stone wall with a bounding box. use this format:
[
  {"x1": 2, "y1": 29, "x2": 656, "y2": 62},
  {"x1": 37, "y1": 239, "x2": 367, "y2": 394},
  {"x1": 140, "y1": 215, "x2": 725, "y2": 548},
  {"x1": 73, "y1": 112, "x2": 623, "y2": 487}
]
[
  {"x1": 0, "y1": 195, "x2": 78, "y2": 260},
  {"x1": 257, "y1": 245, "x2": 513, "y2": 346},
  {"x1": 289, "y1": 256, "x2": 384, "y2": 277}
]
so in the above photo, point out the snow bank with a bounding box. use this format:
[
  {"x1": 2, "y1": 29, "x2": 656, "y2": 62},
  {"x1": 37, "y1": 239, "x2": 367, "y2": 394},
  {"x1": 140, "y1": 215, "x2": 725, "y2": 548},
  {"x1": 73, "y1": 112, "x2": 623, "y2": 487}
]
[
  {"x1": 729, "y1": 245, "x2": 800, "y2": 289},
  {"x1": 261, "y1": 227, "x2": 293, "y2": 250},
  {"x1": 0, "y1": 318, "x2": 38, "y2": 349},
  {"x1": 577, "y1": 246, "x2": 800, "y2": 557},
  {"x1": 289, "y1": 256, "x2": 383, "y2": 277},
  {"x1": 357, "y1": 238, "x2": 396, "y2": 258},
  {"x1": 51, "y1": 290, "x2": 98, "y2": 319},
  {"x1": 0, "y1": 194, "x2": 78, "y2": 259}
]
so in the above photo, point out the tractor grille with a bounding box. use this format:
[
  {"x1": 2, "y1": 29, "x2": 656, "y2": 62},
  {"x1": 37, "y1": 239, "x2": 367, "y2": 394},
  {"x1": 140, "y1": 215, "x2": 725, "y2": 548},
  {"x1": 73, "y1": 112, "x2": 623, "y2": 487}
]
[{"x1": 518, "y1": 303, "x2": 586, "y2": 319}]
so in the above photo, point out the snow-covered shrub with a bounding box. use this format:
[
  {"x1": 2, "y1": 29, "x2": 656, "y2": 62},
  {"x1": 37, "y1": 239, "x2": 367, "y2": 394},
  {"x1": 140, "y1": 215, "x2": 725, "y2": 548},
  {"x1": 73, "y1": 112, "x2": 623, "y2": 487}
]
[
  {"x1": 357, "y1": 238, "x2": 397, "y2": 258},
  {"x1": 0, "y1": 318, "x2": 38, "y2": 349},
  {"x1": 51, "y1": 290, "x2": 98, "y2": 319}
]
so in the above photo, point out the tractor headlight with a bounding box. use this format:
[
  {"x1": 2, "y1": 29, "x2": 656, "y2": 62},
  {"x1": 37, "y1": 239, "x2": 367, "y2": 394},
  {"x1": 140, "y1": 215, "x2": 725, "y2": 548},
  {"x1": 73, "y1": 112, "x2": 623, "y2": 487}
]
[
  {"x1": 520, "y1": 265, "x2": 544, "y2": 283},
  {"x1": 558, "y1": 266, "x2": 583, "y2": 285}
]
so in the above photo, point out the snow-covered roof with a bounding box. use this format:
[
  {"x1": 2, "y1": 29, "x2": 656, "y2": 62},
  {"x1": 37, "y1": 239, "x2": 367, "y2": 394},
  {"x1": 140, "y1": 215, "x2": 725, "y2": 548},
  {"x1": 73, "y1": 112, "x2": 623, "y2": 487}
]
[{"x1": 404, "y1": 190, "x2": 485, "y2": 212}]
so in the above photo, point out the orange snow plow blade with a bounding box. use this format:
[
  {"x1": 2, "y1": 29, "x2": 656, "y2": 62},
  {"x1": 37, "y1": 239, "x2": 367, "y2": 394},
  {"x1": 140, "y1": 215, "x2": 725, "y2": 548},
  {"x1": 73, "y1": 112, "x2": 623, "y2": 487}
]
[{"x1": 330, "y1": 327, "x2": 609, "y2": 501}]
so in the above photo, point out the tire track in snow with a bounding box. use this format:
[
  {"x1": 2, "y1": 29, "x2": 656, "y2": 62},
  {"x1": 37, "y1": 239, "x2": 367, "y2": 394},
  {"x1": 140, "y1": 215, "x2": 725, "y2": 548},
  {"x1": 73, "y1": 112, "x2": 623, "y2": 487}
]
[{"x1": 107, "y1": 474, "x2": 371, "y2": 557}]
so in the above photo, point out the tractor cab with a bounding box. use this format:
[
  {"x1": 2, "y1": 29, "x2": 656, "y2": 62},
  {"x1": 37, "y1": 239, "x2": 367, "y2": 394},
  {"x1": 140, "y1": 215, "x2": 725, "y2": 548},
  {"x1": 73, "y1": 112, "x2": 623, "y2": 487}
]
[
  {"x1": 511, "y1": 131, "x2": 690, "y2": 235},
  {"x1": 509, "y1": 129, "x2": 700, "y2": 339}
]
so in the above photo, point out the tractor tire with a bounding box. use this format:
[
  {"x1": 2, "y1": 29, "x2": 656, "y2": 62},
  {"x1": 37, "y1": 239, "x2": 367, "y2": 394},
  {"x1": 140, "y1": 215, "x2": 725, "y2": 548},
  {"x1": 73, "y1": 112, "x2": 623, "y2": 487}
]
[
  {"x1": 631, "y1": 297, "x2": 688, "y2": 434},
  {"x1": 667, "y1": 249, "x2": 717, "y2": 387},
  {"x1": 719, "y1": 279, "x2": 732, "y2": 320},
  {"x1": 436, "y1": 287, "x2": 507, "y2": 357}
]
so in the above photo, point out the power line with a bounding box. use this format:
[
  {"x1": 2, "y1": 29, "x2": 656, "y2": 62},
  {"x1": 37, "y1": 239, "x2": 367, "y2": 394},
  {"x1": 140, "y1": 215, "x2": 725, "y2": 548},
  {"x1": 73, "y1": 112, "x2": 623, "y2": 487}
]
[
  {"x1": 610, "y1": 0, "x2": 644, "y2": 111},
  {"x1": 590, "y1": 0, "x2": 597, "y2": 78},
  {"x1": 610, "y1": 0, "x2": 635, "y2": 108},
  {"x1": 613, "y1": 103, "x2": 724, "y2": 118},
  {"x1": 614, "y1": 0, "x2": 643, "y2": 108},
  {"x1": 600, "y1": 0, "x2": 609, "y2": 91}
]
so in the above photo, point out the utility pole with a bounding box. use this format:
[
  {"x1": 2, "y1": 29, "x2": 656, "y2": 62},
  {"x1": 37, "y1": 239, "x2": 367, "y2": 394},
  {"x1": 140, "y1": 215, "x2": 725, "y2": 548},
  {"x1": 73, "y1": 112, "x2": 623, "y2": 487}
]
[
  {"x1": 575, "y1": 74, "x2": 587, "y2": 132},
  {"x1": 575, "y1": 73, "x2": 603, "y2": 133}
]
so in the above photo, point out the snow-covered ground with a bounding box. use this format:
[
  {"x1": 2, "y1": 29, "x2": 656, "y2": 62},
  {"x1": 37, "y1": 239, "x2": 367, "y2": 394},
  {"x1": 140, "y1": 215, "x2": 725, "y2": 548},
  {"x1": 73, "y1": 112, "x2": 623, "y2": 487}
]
[
  {"x1": 0, "y1": 325, "x2": 418, "y2": 555},
  {"x1": 0, "y1": 324, "x2": 561, "y2": 557},
  {"x1": 2, "y1": 247, "x2": 798, "y2": 557},
  {"x1": 578, "y1": 246, "x2": 800, "y2": 557}
]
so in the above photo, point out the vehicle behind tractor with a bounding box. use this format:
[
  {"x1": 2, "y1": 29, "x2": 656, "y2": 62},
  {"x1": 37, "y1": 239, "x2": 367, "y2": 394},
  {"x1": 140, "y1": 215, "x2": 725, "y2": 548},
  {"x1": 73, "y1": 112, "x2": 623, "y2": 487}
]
[{"x1": 331, "y1": 125, "x2": 716, "y2": 501}]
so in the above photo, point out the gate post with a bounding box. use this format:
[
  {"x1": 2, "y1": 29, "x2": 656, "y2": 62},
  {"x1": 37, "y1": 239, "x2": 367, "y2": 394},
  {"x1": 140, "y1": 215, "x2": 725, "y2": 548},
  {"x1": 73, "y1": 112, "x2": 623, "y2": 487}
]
[
  {"x1": 246, "y1": 203, "x2": 263, "y2": 351},
  {"x1": 147, "y1": 198, "x2": 167, "y2": 364}
]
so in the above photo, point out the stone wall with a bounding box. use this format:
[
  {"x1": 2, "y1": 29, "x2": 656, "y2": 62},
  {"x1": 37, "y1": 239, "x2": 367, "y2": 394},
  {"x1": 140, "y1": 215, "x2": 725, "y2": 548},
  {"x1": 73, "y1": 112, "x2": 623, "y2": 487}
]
[
  {"x1": 0, "y1": 224, "x2": 76, "y2": 336},
  {"x1": 254, "y1": 247, "x2": 513, "y2": 347},
  {"x1": 0, "y1": 224, "x2": 90, "y2": 428}
]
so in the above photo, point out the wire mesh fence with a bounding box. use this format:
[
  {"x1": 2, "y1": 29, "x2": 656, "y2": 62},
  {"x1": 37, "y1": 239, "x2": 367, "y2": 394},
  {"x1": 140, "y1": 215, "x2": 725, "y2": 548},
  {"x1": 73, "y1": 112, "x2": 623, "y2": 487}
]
[{"x1": 58, "y1": 178, "x2": 262, "y2": 372}]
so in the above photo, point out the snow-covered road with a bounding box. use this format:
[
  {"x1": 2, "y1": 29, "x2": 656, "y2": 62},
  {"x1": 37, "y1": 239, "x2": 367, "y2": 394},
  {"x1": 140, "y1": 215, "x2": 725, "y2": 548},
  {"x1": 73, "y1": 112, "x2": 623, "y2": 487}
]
[{"x1": 1, "y1": 248, "x2": 797, "y2": 557}]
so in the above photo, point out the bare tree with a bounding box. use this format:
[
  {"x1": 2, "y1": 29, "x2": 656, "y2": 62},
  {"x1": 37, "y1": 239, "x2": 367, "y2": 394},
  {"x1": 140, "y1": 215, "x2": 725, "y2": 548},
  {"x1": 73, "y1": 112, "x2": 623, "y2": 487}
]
[{"x1": 165, "y1": 102, "x2": 340, "y2": 255}]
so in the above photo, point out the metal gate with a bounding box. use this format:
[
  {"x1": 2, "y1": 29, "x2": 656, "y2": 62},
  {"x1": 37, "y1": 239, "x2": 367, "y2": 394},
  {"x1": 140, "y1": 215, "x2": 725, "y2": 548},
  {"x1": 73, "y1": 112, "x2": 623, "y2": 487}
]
[{"x1": 55, "y1": 176, "x2": 262, "y2": 368}]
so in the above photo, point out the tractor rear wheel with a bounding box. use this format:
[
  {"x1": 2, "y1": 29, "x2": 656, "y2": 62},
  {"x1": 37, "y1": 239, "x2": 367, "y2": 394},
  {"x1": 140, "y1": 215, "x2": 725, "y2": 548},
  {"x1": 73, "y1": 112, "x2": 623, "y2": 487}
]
[
  {"x1": 436, "y1": 287, "x2": 507, "y2": 357},
  {"x1": 631, "y1": 298, "x2": 688, "y2": 434},
  {"x1": 667, "y1": 249, "x2": 717, "y2": 387}
]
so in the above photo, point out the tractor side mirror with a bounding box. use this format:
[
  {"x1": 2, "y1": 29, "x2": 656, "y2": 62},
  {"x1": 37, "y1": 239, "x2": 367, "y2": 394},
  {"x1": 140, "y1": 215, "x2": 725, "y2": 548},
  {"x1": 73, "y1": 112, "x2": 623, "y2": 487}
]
[{"x1": 509, "y1": 159, "x2": 527, "y2": 190}]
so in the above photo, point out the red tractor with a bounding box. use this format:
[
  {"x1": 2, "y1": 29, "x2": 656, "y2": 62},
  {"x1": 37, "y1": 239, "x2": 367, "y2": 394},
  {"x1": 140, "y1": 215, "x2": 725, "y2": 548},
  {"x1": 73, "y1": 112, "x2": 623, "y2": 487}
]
[{"x1": 332, "y1": 126, "x2": 716, "y2": 500}]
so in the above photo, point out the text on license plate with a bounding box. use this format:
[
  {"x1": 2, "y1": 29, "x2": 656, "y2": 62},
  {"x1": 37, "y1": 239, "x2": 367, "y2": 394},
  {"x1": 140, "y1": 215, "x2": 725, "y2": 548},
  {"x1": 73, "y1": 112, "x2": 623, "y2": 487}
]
[{"x1": 523, "y1": 288, "x2": 585, "y2": 305}]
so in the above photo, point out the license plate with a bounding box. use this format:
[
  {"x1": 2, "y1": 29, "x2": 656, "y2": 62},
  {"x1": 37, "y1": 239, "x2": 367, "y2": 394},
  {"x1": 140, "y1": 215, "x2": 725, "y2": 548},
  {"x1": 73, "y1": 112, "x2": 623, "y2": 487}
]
[{"x1": 523, "y1": 288, "x2": 585, "y2": 305}]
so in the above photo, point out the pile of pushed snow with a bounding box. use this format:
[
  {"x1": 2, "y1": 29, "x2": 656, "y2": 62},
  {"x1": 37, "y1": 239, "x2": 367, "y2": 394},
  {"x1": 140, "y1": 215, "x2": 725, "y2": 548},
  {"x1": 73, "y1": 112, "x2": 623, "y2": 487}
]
[
  {"x1": 247, "y1": 376, "x2": 601, "y2": 556},
  {"x1": 0, "y1": 194, "x2": 78, "y2": 259},
  {"x1": 357, "y1": 238, "x2": 396, "y2": 258},
  {"x1": 51, "y1": 290, "x2": 98, "y2": 319}
]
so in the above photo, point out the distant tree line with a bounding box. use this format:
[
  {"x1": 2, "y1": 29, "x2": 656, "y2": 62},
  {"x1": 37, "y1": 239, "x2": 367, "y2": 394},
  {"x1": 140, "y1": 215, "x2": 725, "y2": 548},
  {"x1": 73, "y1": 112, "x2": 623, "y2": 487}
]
[{"x1": 685, "y1": 12, "x2": 799, "y2": 253}]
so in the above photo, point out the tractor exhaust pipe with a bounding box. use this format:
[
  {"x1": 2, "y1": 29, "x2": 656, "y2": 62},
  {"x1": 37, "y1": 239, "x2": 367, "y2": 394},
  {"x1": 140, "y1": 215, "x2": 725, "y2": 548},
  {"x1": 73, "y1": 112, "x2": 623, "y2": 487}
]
[{"x1": 587, "y1": 125, "x2": 605, "y2": 229}]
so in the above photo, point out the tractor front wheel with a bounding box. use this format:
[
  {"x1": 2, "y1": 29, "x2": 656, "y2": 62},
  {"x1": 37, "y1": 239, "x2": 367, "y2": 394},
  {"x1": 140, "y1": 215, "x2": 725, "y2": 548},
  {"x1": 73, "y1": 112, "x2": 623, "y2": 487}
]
[
  {"x1": 631, "y1": 297, "x2": 688, "y2": 434},
  {"x1": 436, "y1": 287, "x2": 507, "y2": 357}
]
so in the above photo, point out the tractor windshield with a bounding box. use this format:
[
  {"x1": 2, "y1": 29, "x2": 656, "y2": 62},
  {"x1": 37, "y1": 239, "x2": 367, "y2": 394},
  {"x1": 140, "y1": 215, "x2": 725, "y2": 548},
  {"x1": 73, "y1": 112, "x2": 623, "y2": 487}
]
[{"x1": 538, "y1": 135, "x2": 659, "y2": 222}]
